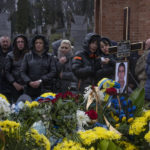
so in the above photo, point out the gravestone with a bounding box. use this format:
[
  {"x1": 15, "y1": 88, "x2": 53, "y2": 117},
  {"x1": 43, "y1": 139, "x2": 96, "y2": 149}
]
[
  {"x1": 0, "y1": 12, "x2": 11, "y2": 37},
  {"x1": 71, "y1": 15, "x2": 87, "y2": 52}
]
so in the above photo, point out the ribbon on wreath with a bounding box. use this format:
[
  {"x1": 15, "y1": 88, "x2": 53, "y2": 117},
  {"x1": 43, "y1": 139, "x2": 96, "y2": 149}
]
[
  {"x1": 86, "y1": 86, "x2": 103, "y2": 113},
  {"x1": 86, "y1": 86, "x2": 103, "y2": 123}
]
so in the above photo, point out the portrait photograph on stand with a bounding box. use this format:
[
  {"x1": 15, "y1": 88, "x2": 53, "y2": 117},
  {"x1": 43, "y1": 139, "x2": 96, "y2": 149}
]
[{"x1": 115, "y1": 61, "x2": 129, "y2": 94}]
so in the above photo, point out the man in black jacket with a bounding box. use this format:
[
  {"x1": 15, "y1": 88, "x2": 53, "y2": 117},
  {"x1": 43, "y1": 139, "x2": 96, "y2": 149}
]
[
  {"x1": 72, "y1": 33, "x2": 102, "y2": 93},
  {"x1": 0, "y1": 36, "x2": 12, "y2": 97},
  {"x1": 21, "y1": 35, "x2": 56, "y2": 99}
]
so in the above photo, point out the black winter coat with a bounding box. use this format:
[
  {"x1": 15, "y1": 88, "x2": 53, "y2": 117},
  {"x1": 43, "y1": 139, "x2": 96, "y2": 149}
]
[
  {"x1": 72, "y1": 33, "x2": 101, "y2": 93},
  {"x1": 96, "y1": 53, "x2": 116, "y2": 80},
  {"x1": 5, "y1": 51, "x2": 24, "y2": 85},
  {"x1": 0, "y1": 46, "x2": 12, "y2": 93},
  {"x1": 56, "y1": 56, "x2": 77, "y2": 93},
  {"x1": 145, "y1": 52, "x2": 150, "y2": 100},
  {"x1": 128, "y1": 52, "x2": 140, "y2": 88},
  {"x1": 21, "y1": 50, "x2": 56, "y2": 98}
]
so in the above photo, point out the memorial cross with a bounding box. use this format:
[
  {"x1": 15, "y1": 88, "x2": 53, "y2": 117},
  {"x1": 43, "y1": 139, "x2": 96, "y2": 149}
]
[{"x1": 109, "y1": 7, "x2": 144, "y2": 57}]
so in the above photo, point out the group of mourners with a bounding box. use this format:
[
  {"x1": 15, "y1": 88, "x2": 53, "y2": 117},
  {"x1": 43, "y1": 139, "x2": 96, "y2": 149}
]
[{"x1": 0, "y1": 33, "x2": 150, "y2": 104}]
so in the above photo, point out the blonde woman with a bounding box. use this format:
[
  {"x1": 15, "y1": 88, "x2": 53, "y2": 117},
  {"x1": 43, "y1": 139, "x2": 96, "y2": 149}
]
[{"x1": 56, "y1": 40, "x2": 77, "y2": 93}]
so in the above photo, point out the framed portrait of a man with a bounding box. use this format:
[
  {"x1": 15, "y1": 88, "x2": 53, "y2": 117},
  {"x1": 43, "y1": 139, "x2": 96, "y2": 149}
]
[{"x1": 115, "y1": 61, "x2": 128, "y2": 94}]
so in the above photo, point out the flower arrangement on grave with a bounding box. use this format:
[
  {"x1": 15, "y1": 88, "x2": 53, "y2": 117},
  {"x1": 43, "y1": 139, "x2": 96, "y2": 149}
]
[
  {"x1": 0, "y1": 79, "x2": 150, "y2": 150},
  {"x1": 0, "y1": 119, "x2": 50, "y2": 150}
]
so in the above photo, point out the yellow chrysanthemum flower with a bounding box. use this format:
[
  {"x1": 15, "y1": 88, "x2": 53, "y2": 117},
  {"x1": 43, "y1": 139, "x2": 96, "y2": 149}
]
[
  {"x1": 0, "y1": 120, "x2": 20, "y2": 134},
  {"x1": 27, "y1": 128, "x2": 50, "y2": 150},
  {"x1": 41, "y1": 92, "x2": 56, "y2": 98},
  {"x1": 78, "y1": 127, "x2": 121, "y2": 146},
  {"x1": 1, "y1": 127, "x2": 9, "y2": 132},
  {"x1": 122, "y1": 116, "x2": 126, "y2": 122},
  {"x1": 128, "y1": 118, "x2": 134, "y2": 123},
  {"x1": 118, "y1": 141, "x2": 137, "y2": 150},
  {"x1": 129, "y1": 117, "x2": 147, "y2": 135},
  {"x1": 115, "y1": 123, "x2": 120, "y2": 128},
  {"x1": 0, "y1": 120, "x2": 20, "y2": 128},
  {"x1": 110, "y1": 112, "x2": 119, "y2": 122},
  {"x1": 144, "y1": 110, "x2": 150, "y2": 121},
  {"x1": 25, "y1": 101, "x2": 39, "y2": 108},
  {"x1": 54, "y1": 140, "x2": 86, "y2": 150},
  {"x1": 0, "y1": 93, "x2": 9, "y2": 103},
  {"x1": 113, "y1": 116, "x2": 119, "y2": 122},
  {"x1": 144, "y1": 131, "x2": 150, "y2": 143}
]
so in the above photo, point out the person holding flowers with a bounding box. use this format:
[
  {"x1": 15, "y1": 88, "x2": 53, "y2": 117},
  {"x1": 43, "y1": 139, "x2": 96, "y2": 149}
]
[{"x1": 21, "y1": 35, "x2": 56, "y2": 99}]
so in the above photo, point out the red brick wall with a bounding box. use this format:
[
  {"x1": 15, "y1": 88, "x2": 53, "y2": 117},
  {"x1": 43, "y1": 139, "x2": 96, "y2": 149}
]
[{"x1": 98, "y1": 0, "x2": 150, "y2": 42}]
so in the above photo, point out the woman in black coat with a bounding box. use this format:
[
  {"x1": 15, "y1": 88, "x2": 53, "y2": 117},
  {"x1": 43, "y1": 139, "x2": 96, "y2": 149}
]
[
  {"x1": 21, "y1": 35, "x2": 56, "y2": 99},
  {"x1": 97, "y1": 37, "x2": 116, "y2": 80},
  {"x1": 5, "y1": 35, "x2": 29, "y2": 103},
  {"x1": 56, "y1": 40, "x2": 77, "y2": 93},
  {"x1": 72, "y1": 33, "x2": 102, "y2": 93}
]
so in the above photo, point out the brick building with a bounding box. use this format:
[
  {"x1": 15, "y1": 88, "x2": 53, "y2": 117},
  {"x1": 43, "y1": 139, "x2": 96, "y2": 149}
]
[{"x1": 94, "y1": 0, "x2": 150, "y2": 42}]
